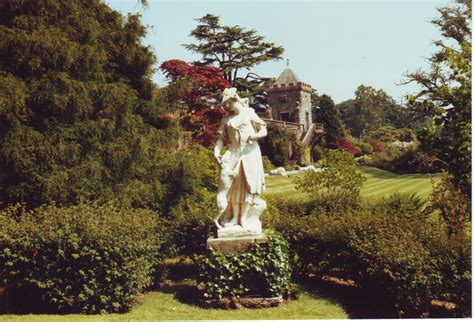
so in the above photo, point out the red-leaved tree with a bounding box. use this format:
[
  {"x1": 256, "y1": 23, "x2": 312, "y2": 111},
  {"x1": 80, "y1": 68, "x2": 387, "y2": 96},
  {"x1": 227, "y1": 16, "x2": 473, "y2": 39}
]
[
  {"x1": 369, "y1": 139, "x2": 384, "y2": 153},
  {"x1": 160, "y1": 59, "x2": 230, "y2": 146},
  {"x1": 330, "y1": 138, "x2": 363, "y2": 157}
]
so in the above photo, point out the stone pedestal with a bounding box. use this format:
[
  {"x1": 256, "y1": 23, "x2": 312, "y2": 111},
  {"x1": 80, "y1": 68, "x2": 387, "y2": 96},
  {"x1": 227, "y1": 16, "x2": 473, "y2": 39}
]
[{"x1": 206, "y1": 233, "x2": 267, "y2": 254}]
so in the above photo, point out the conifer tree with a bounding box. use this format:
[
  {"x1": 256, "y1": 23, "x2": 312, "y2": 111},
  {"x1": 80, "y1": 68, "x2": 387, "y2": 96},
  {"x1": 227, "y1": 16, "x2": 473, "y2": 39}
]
[
  {"x1": 184, "y1": 13, "x2": 283, "y2": 110},
  {"x1": 313, "y1": 93, "x2": 345, "y2": 145},
  {"x1": 0, "y1": 0, "x2": 180, "y2": 209}
]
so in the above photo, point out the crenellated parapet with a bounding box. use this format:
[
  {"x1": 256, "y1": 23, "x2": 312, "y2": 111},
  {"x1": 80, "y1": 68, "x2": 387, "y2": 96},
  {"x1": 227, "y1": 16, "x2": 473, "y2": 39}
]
[{"x1": 268, "y1": 81, "x2": 313, "y2": 94}]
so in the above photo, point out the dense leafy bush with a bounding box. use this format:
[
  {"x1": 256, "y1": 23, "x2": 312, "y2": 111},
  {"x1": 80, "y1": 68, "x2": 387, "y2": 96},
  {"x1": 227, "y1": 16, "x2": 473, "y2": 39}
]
[
  {"x1": 427, "y1": 174, "x2": 471, "y2": 237},
  {"x1": 0, "y1": 0, "x2": 185, "y2": 209},
  {"x1": 364, "y1": 126, "x2": 415, "y2": 143},
  {"x1": 198, "y1": 231, "x2": 291, "y2": 300},
  {"x1": 303, "y1": 210, "x2": 442, "y2": 317},
  {"x1": 329, "y1": 137, "x2": 363, "y2": 156},
  {"x1": 262, "y1": 155, "x2": 274, "y2": 173},
  {"x1": 260, "y1": 124, "x2": 302, "y2": 166},
  {"x1": 311, "y1": 145, "x2": 325, "y2": 162},
  {"x1": 363, "y1": 144, "x2": 444, "y2": 174},
  {"x1": 431, "y1": 232, "x2": 472, "y2": 317},
  {"x1": 372, "y1": 192, "x2": 426, "y2": 217},
  {"x1": 266, "y1": 194, "x2": 472, "y2": 318},
  {"x1": 158, "y1": 144, "x2": 218, "y2": 214},
  {"x1": 0, "y1": 203, "x2": 163, "y2": 314},
  {"x1": 155, "y1": 144, "x2": 218, "y2": 257},
  {"x1": 165, "y1": 189, "x2": 216, "y2": 257},
  {"x1": 295, "y1": 150, "x2": 366, "y2": 210},
  {"x1": 354, "y1": 140, "x2": 373, "y2": 155},
  {"x1": 369, "y1": 139, "x2": 384, "y2": 152}
]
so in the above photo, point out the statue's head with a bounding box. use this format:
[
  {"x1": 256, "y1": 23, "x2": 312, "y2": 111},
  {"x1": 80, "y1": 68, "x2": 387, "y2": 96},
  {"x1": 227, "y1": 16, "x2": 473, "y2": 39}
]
[{"x1": 221, "y1": 87, "x2": 249, "y2": 113}]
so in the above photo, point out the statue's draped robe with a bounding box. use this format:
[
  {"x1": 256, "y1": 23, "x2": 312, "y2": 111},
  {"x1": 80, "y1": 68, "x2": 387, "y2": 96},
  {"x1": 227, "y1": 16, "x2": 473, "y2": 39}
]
[{"x1": 217, "y1": 108, "x2": 266, "y2": 207}]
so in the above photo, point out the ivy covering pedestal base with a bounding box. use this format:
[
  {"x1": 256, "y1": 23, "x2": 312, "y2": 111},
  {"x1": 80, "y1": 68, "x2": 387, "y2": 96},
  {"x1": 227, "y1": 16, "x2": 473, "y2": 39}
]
[{"x1": 198, "y1": 231, "x2": 291, "y2": 307}]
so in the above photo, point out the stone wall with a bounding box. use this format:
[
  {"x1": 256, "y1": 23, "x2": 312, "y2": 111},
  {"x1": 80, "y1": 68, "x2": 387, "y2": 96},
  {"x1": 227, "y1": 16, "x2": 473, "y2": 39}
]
[{"x1": 268, "y1": 82, "x2": 313, "y2": 132}]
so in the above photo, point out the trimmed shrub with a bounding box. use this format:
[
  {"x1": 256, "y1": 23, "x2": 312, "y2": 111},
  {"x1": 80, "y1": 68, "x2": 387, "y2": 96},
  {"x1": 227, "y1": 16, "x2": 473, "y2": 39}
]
[
  {"x1": 165, "y1": 189, "x2": 216, "y2": 257},
  {"x1": 198, "y1": 231, "x2": 291, "y2": 300},
  {"x1": 266, "y1": 195, "x2": 471, "y2": 318},
  {"x1": 0, "y1": 203, "x2": 163, "y2": 314},
  {"x1": 303, "y1": 210, "x2": 442, "y2": 317}
]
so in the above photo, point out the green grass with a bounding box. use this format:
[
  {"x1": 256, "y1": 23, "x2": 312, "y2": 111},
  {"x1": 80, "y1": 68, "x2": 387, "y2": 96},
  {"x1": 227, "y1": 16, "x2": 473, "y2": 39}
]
[
  {"x1": 265, "y1": 166, "x2": 442, "y2": 200},
  {"x1": 1, "y1": 281, "x2": 348, "y2": 321}
]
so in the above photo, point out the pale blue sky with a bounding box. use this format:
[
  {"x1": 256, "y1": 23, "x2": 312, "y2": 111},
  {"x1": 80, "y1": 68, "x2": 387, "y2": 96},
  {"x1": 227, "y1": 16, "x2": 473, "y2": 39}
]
[{"x1": 106, "y1": 0, "x2": 449, "y2": 104}]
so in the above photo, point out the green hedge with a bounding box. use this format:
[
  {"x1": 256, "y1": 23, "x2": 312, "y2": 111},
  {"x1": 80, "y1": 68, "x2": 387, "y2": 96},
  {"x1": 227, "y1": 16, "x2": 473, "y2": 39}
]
[
  {"x1": 197, "y1": 231, "x2": 291, "y2": 300},
  {"x1": 0, "y1": 203, "x2": 164, "y2": 314},
  {"x1": 266, "y1": 195, "x2": 471, "y2": 318}
]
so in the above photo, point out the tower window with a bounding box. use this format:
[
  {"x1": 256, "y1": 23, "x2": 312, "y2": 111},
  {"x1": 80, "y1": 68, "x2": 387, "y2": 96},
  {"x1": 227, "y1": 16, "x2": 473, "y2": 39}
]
[
  {"x1": 280, "y1": 112, "x2": 290, "y2": 121},
  {"x1": 279, "y1": 95, "x2": 288, "y2": 103}
]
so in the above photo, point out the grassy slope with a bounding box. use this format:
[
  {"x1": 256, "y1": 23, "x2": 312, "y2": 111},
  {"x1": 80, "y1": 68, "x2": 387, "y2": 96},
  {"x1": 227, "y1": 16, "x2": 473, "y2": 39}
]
[
  {"x1": 1, "y1": 284, "x2": 348, "y2": 321},
  {"x1": 265, "y1": 166, "x2": 442, "y2": 200}
]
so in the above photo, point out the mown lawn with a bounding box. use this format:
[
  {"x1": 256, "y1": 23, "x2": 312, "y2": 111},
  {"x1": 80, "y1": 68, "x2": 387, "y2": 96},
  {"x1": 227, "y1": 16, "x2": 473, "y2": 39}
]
[
  {"x1": 265, "y1": 166, "x2": 442, "y2": 200},
  {"x1": 1, "y1": 281, "x2": 348, "y2": 321}
]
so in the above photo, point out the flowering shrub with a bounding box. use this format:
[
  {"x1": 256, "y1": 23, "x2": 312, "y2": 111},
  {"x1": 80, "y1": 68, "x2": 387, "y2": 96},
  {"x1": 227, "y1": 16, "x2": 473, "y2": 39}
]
[
  {"x1": 330, "y1": 137, "x2": 363, "y2": 157},
  {"x1": 0, "y1": 203, "x2": 164, "y2": 314},
  {"x1": 369, "y1": 139, "x2": 384, "y2": 153}
]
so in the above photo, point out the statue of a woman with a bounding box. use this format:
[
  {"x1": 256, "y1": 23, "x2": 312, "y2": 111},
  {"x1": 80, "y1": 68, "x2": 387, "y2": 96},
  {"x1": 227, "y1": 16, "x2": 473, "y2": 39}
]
[{"x1": 214, "y1": 88, "x2": 268, "y2": 237}]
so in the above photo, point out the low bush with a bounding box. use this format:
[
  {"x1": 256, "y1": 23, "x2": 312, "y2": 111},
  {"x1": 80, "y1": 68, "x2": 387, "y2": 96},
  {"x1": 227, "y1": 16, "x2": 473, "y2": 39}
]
[
  {"x1": 372, "y1": 192, "x2": 427, "y2": 217},
  {"x1": 355, "y1": 141, "x2": 373, "y2": 155},
  {"x1": 311, "y1": 145, "x2": 325, "y2": 162},
  {"x1": 266, "y1": 189, "x2": 471, "y2": 317},
  {"x1": 165, "y1": 189, "x2": 216, "y2": 257},
  {"x1": 262, "y1": 155, "x2": 274, "y2": 173},
  {"x1": 364, "y1": 144, "x2": 444, "y2": 174},
  {"x1": 347, "y1": 136, "x2": 373, "y2": 155},
  {"x1": 369, "y1": 139, "x2": 384, "y2": 153},
  {"x1": 0, "y1": 203, "x2": 163, "y2": 314},
  {"x1": 431, "y1": 233, "x2": 472, "y2": 317},
  {"x1": 263, "y1": 194, "x2": 359, "y2": 276},
  {"x1": 197, "y1": 231, "x2": 291, "y2": 300},
  {"x1": 304, "y1": 210, "x2": 443, "y2": 317},
  {"x1": 295, "y1": 150, "x2": 366, "y2": 210}
]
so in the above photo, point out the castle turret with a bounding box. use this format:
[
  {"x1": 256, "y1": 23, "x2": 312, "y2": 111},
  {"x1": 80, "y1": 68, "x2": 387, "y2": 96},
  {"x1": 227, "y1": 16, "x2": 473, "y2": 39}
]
[{"x1": 267, "y1": 68, "x2": 313, "y2": 131}]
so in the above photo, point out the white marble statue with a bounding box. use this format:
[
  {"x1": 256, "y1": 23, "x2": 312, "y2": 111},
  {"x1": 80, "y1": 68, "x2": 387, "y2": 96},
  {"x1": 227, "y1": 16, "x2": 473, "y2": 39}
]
[{"x1": 213, "y1": 88, "x2": 268, "y2": 238}]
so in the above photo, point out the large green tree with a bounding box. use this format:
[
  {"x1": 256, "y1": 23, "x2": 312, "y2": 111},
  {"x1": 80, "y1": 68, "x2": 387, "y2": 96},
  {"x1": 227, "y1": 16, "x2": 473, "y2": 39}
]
[
  {"x1": 337, "y1": 85, "x2": 413, "y2": 137},
  {"x1": 403, "y1": 0, "x2": 471, "y2": 198},
  {"x1": 183, "y1": 13, "x2": 283, "y2": 110},
  {"x1": 312, "y1": 93, "x2": 345, "y2": 145},
  {"x1": 0, "y1": 0, "x2": 183, "y2": 209}
]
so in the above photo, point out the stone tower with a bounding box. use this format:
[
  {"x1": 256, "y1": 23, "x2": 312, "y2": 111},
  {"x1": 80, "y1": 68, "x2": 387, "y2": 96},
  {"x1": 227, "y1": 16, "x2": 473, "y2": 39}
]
[{"x1": 267, "y1": 68, "x2": 313, "y2": 131}]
